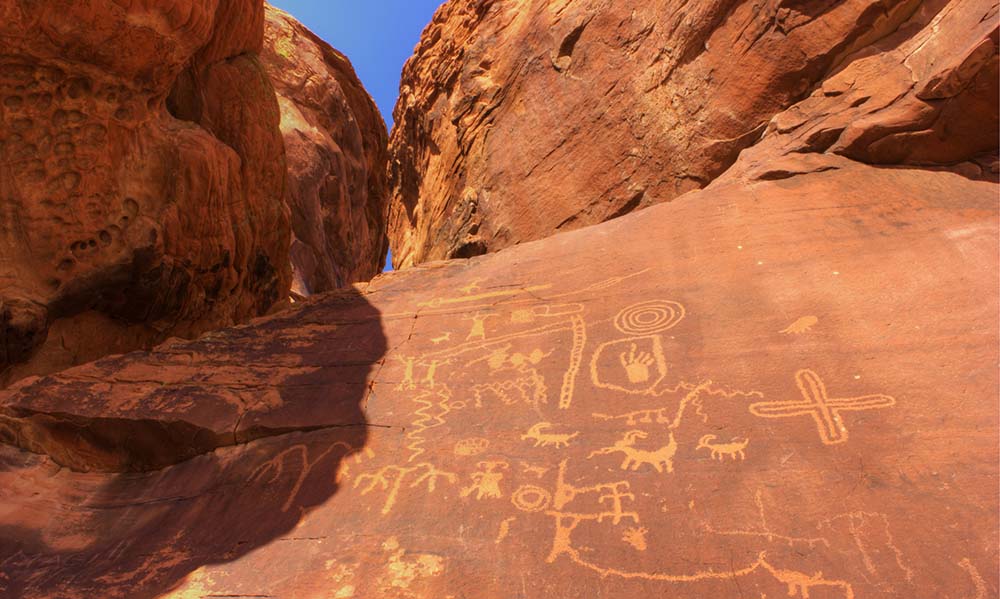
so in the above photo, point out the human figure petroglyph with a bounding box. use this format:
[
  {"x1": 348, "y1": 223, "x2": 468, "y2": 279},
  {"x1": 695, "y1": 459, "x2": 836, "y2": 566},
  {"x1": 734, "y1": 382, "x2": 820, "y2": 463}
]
[
  {"x1": 588, "y1": 431, "x2": 678, "y2": 473},
  {"x1": 696, "y1": 434, "x2": 749, "y2": 461},
  {"x1": 521, "y1": 422, "x2": 580, "y2": 448},
  {"x1": 460, "y1": 460, "x2": 509, "y2": 500},
  {"x1": 465, "y1": 312, "x2": 498, "y2": 341},
  {"x1": 419, "y1": 358, "x2": 451, "y2": 388},
  {"x1": 395, "y1": 355, "x2": 418, "y2": 390},
  {"x1": 354, "y1": 463, "x2": 457, "y2": 515}
]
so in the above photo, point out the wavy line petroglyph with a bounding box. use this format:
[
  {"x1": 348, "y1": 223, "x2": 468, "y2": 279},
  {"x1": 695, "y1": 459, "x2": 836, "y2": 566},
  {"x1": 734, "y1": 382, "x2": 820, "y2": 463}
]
[
  {"x1": 749, "y1": 370, "x2": 896, "y2": 445},
  {"x1": 405, "y1": 386, "x2": 453, "y2": 463}
]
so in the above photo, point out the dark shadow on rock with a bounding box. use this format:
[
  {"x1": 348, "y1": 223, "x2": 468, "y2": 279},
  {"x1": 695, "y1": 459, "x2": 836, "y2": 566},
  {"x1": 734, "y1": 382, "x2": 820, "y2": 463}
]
[{"x1": 0, "y1": 288, "x2": 386, "y2": 598}]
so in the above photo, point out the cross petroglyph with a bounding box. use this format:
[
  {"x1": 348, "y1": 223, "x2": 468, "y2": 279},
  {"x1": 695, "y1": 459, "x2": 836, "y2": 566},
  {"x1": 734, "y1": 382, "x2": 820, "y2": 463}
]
[{"x1": 749, "y1": 369, "x2": 896, "y2": 445}]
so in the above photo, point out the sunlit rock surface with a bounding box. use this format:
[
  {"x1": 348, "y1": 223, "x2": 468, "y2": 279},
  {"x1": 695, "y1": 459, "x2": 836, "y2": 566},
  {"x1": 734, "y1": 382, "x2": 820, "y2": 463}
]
[
  {"x1": 387, "y1": 0, "x2": 998, "y2": 268},
  {"x1": 0, "y1": 0, "x2": 290, "y2": 387},
  {"x1": 1, "y1": 160, "x2": 996, "y2": 598},
  {"x1": 263, "y1": 4, "x2": 390, "y2": 296}
]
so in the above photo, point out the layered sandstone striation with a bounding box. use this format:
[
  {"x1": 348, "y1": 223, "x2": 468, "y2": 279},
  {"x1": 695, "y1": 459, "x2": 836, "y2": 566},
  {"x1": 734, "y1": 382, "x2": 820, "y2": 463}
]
[
  {"x1": 1, "y1": 159, "x2": 997, "y2": 597},
  {"x1": 263, "y1": 5, "x2": 390, "y2": 296},
  {"x1": 0, "y1": 0, "x2": 290, "y2": 385},
  {"x1": 388, "y1": 0, "x2": 999, "y2": 267}
]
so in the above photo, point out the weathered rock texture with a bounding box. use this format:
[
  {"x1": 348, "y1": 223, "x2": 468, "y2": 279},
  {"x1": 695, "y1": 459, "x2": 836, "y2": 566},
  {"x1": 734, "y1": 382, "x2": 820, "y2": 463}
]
[
  {"x1": 1, "y1": 159, "x2": 997, "y2": 598},
  {"x1": 388, "y1": 0, "x2": 999, "y2": 267},
  {"x1": 0, "y1": 0, "x2": 290, "y2": 386},
  {"x1": 263, "y1": 5, "x2": 390, "y2": 296}
]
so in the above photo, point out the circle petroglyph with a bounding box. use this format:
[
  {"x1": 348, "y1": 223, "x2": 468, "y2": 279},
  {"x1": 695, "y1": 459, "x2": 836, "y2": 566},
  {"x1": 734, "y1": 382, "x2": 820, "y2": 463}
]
[
  {"x1": 453, "y1": 437, "x2": 490, "y2": 457},
  {"x1": 511, "y1": 485, "x2": 552, "y2": 513},
  {"x1": 614, "y1": 300, "x2": 686, "y2": 335}
]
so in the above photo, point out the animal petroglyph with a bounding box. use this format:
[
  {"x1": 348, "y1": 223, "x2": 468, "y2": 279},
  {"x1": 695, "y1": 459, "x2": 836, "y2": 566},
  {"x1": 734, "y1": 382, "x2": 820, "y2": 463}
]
[
  {"x1": 696, "y1": 434, "x2": 749, "y2": 461},
  {"x1": 521, "y1": 422, "x2": 580, "y2": 448},
  {"x1": 781, "y1": 315, "x2": 818, "y2": 335},
  {"x1": 354, "y1": 463, "x2": 457, "y2": 515},
  {"x1": 614, "y1": 300, "x2": 686, "y2": 335},
  {"x1": 248, "y1": 443, "x2": 351, "y2": 513},
  {"x1": 430, "y1": 332, "x2": 452, "y2": 344},
  {"x1": 460, "y1": 460, "x2": 509, "y2": 500},
  {"x1": 622, "y1": 527, "x2": 648, "y2": 551},
  {"x1": 520, "y1": 463, "x2": 550, "y2": 479},
  {"x1": 749, "y1": 369, "x2": 896, "y2": 445},
  {"x1": 588, "y1": 431, "x2": 678, "y2": 473}
]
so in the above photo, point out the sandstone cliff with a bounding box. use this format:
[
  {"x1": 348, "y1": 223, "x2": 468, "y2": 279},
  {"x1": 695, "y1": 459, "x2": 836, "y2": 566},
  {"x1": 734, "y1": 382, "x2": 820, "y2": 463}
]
[
  {"x1": 0, "y1": 1, "x2": 997, "y2": 597},
  {"x1": 388, "y1": 0, "x2": 998, "y2": 267},
  {"x1": 0, "y1": 0, "x2": 289, "y2": 385},
  {"x1": 263, "y1": 5, "x2": 390, "y2": 296}
]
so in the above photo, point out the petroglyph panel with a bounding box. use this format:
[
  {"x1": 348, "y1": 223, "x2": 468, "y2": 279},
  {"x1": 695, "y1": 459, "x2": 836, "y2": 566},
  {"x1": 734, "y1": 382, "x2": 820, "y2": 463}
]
[{"x1": 1, "y1": 163, "x2": 996, "y2": 598}]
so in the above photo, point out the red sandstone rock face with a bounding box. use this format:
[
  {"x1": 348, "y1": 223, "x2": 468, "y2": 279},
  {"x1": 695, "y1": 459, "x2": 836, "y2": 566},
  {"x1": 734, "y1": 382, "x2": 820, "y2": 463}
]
[
  {"x1": 0, "y1": 161, "x2": 997, "y2": 597},
  {"x1": 262, "y1": 5, "x2": 390, "y2": 296},
  {"x1": 388, "y1": 0, "x2": 999, "y2": 268},
  {"x1": 0, "y1": 0, "x2": 289, "y2": 386}
]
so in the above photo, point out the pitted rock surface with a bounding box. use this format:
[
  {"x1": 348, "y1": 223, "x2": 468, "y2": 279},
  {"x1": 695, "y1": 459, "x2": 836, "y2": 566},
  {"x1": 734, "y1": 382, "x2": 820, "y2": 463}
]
[{"x1": 0, "y1": 0, "x2": 289, "y2": 386}]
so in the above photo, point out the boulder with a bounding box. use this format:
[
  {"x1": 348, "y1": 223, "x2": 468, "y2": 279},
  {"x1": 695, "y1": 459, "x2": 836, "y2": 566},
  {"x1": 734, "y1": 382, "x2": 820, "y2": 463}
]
[
  {"x1": 0, "y1": 0, "x2": 290, "y2": 386},
  {"x1": 263, "y1": 4, "x2": 390, "y2": 296}
]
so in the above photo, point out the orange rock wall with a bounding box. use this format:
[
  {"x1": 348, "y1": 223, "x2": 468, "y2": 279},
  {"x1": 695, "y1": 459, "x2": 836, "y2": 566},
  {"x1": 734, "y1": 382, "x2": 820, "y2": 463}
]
[
  {"x1": 388, "y1": 0, "x2": 998, "y2": 267},
  {"x1": 263, "y1": 5, "x2": 390, "y2": 296},
  {"x1": 0, "y1": 0, "x2": 290, "y2": 385}
]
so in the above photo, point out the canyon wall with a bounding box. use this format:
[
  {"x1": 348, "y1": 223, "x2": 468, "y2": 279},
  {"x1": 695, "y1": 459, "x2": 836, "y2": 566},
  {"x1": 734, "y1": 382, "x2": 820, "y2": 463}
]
[
  {"x1": 0, "y1": 0, "x2": 289, "y2": 385},
  {"x1": 387, "y1": 0, "x2": 997, "y2": 267}
]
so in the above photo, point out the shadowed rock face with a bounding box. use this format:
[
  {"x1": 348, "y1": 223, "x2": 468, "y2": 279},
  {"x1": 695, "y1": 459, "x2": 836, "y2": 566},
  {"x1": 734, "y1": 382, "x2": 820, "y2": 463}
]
[
  {"x1": 0, "y1": 0, "x2": 290, "y2": 386},
  {"x1": 0, "y1": 161, "x2": 996, "y2": 597},
  {"x1": 262, "y1": 4, "x2": 390, "y2": 296},
  {"x1": 387, "y1": 0, "x2": 998, "y2": 268}
]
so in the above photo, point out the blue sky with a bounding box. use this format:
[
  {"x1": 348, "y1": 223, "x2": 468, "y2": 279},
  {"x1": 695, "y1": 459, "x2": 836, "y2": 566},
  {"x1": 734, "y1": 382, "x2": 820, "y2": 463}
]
[{"x1": 269, "y1": 0, "x2": 443, "y2": 271}]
